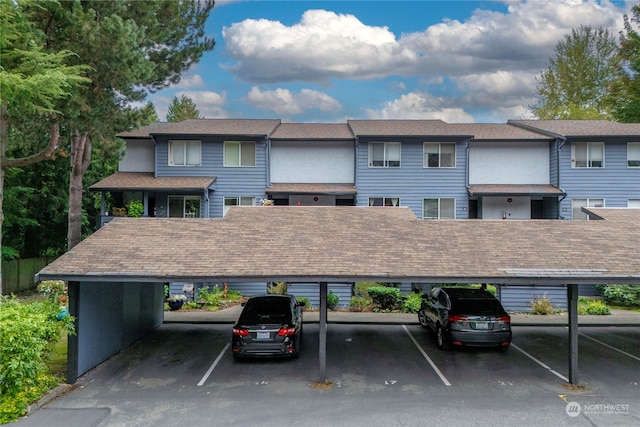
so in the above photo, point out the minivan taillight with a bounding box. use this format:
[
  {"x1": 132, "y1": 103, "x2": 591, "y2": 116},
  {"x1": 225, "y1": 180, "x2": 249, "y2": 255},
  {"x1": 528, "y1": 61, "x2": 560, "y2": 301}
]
[
  {"x1": 233, "y1": 327, "x2": 249, "y2": 336},
  {"x1": 277, "y1": 327, "x2": 296, "y2": 336},
  {"x1": 448, "y1": 314, "x2": 468, "y2": 323}
]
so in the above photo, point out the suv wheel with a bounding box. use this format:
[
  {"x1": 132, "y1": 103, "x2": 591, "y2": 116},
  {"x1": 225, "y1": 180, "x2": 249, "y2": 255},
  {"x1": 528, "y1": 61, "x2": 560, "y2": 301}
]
[
  {"x1": 436, "y1": 325, "x2": 450, "y2": 350},
  {"x1": 418, "y1": 310, "x2": 428, "y2": 327}
]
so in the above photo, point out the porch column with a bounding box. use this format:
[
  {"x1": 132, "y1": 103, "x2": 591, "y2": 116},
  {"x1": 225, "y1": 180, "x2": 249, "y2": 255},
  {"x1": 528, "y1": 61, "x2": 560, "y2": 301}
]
[
  {"x1": 319, "y1": 281, "x2": 328, "y2": 382},
  {"x1": 567, "y1": 283, "x2": 579, "y2": 384}
]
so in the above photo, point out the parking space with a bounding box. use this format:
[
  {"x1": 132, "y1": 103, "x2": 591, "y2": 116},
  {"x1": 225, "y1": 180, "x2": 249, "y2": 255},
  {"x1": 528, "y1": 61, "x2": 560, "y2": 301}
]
[{"x1": 19, "y1": 323, "x2": 640, "y2": 427}]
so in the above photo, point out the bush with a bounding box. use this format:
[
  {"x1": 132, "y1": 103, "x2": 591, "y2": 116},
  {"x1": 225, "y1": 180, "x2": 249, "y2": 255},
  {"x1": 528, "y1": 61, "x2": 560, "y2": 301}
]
[
  {"x1": 327, "y1": 290, "x2": 339, "y2": 310},
  {"x1": 368, "y1": 286, "x2": 402, "y2": 310},
  {"x1": 349, "y1": 296, "x2": 370, "y2": 312},
  {"x1": 354, "y1": 282, "x2": 378, "y2": 299},
  {"x1": 0, "y1": 296, "x2": 74, "y2": 423},
  {"x1": 529, "y1": 294, "x2": 559, "y2": 315},
  {"x1": 196, "y1": 286, "x2": 222, "y2": 306},
  {"x1": 578, "y1": 299, "x2": 611, "y2": 315},
  {"x1": 127, "y1": 199, "x2": 144, "y2": 217},
  {"x1": 598, "y1": 285, "x2": 640, "y2": 307},
  {"x1": 296, "y1": 297, "x2": 311, "y2": 309},
  {"x1": 402, "y1": 292, "x2": 421, "y2": 313},
  {"x1": 268, "y1": 282, "x2": 287, "y2": 295}
]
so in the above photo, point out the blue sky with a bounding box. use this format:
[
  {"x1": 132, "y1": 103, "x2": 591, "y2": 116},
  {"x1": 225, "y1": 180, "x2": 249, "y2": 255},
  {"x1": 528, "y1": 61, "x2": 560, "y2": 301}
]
[{"x1": 149, "y1": 0, "x2": 635, "y2": 123}]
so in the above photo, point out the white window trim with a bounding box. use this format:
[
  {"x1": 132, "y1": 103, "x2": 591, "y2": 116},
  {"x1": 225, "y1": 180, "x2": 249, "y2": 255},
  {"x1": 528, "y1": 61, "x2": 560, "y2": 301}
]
[
  {"x1": 422, "y1": 198, "x2": 456, "y2": 219},
  {"x1": 368, "y1": 142, "x2": 401, "y2": 168},
  {"x1": 168, "y1": 140, "x2": 201, "y2": 167},
  {"x1": 571, "y1": 142, "x2": 604, "y2": 168},
  {"x1": 224, "y1": 141, "x2": 256, "y2": 167},
  {"x1": 168, "y1": 195, "x2": 201, "y2": 218},
  {"x1": 223, "y1": 196, "x2": 256, "y2": 216},
  {"x1": 627, "y1": 199, "x2": 640, "y2": 208},
  {"x1": 571, "y1": 198, "x2": 605, "y2": 220},
  {"x1": 627, "y1": 142, "x2": 640, "y2": 168},
  {"x1": 368, "y1": 197, "x2": 401, "y2": 207},
  {"x1": 423, "y1": 142, "x2": 456, "y2": 168}
]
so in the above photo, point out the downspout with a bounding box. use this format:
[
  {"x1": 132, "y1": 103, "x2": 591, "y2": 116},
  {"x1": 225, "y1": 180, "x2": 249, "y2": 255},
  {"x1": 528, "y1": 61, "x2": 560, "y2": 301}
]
[
  {"x1": 266, "y1": 136, "x2": 272, "y2": 192},
  {"x1": 556, "y1": 137, "x2": 567, "y2": 219},
  {"x1": 465, "y1": 138, "x2": 473, "y2": 217},
  {"x1": 204, "y1": 187, "x2": 210, "y2": 218},
  {"x1": 354, "y1": 136, "x2": 359, "y2": 206}
]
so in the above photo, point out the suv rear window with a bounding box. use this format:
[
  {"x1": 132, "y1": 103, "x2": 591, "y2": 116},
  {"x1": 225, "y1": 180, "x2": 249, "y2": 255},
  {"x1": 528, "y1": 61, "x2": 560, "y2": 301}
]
[{"x1": 451, "y1": 298, "x2": 504, "y2": 315}]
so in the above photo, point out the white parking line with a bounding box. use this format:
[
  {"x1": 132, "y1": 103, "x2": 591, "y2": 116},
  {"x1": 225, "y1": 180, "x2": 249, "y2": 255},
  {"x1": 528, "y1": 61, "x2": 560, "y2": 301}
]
[
  {"x1": 511, "y1": 343, "x2": 569, "y2": 382},
  {"x1": 197, "y1": 341, "x2": 231, "y2": 386},
  {"x1": 579, "y1": 332, "x2": 640, "y2": 362},
  {"x1": 402, "y1": 325, "x2": 451, "y2": 386}
]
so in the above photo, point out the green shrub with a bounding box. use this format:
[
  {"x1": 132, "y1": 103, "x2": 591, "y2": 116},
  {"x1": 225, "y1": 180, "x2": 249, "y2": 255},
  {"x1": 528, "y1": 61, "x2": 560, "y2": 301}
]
[
  {"x1": 196, "y1": 286, "x2": 222, "y2": 306},
  {"x1": 402, "y1": 292, "x2": 421, "y2": 313},
  {"x1": 327, "y1": 290, "x2": 339, "y2": 310},
  {"x1": 354, "y1": 282, "x2": 378, "y2": 298},
  {"x1": 349, "y1": 296, "x2": 370, "y2": 312},
  {"x1": 529, "y1": 294, "x2": 559, "y2": 315},
  {"x1": 268, "y1": 282, "x2": 287, "y2": 294},
  {"x1": 579, "y1": 300, "x2": 611, "y2": 315},
  {"x1": 0, "y1": 297, "x2": 74, "y2": 423},
  {"x1": 368, "y1": 286, "x2": 402, "y2": 310},
  {"x1": 296, "y1": 297, "x2": 311, "y2": 309},
  {"x1": 599, "y1": 285, "x2": 640, "y2": 307},
  {"x1": 127, "y1": 199, "x2": 144, "y2": 217}
]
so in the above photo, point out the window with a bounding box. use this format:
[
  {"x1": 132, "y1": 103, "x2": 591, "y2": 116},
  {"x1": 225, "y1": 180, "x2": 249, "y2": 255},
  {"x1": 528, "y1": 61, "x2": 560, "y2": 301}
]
[
  {"x1": 572, "y1": 142, "x2": 604, "y2": 168},
  {"x1": 424, "y1": 143, "x2": 455, "y2": 168},
  {"x1": 572, "y1": 198, "x2": 604, "y2": 220},
  {"x1": 224, "y1": 142, "x2": 256, "y2": 167},
  {"x1": 628, "y1": 199, "x2": 640, "y2": 208},
  {"x1": 368, "y1": 197, "x2": 400, "y2": 207},
  {"x1": 168, "y1": 196, "x2": 200, "y2": 218},
  {"x1": 169, "y1": 140, "x2": 201, "y2": 166},
  {"x1": 369, "y1": 142, "x2": 401, "y2": 167},
  {"x1": 423, "y1": 198, "x2": 455, "y2": 219},
  {"x1": 628, "y1": 142, "x2": 640, "y2": 167},
  {"x1": 223, "y1": 196, "x2": 255, "y2": 216}
]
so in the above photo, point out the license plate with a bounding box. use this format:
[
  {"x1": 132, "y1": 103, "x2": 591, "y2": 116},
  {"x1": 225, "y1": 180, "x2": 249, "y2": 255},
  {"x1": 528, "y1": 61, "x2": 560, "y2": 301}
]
[
  {"x1": 256, "y1": 331, "x2": 270, "y2": 340},
  {"x1": 475, "y1": 322, "x2": 489, "y2": 330}
]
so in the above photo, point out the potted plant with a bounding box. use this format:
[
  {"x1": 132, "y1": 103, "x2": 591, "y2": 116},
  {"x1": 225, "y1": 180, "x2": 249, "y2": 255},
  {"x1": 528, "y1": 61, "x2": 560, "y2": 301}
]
[
  {"x1": 127, "y1": 199, "x2": 144, "y2": 217},
  {"x1": 167, "y1": 294, "x2": 187, "y2": 310}
]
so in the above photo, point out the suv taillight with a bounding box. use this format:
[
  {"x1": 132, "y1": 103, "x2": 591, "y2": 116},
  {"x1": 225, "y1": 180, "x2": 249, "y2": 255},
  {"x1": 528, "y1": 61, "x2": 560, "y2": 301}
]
[
  {"x1": 448, "y1": 314, "x2": 468, "y2": 323},
  {"x1": 233, "y1": 327, "x2": 249, "y2": 336},
  {"x1": 277, "y1": 327, "x2": 296, "y2": 336},
  {"x1": 495, "y1": 315, "x2": 511, "y2": 323}
]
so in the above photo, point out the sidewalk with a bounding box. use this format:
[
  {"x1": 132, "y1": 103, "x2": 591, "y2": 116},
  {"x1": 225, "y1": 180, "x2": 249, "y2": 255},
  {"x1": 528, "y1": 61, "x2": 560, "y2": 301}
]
[{"x1": 164, "y1": 305, "x2": 640, "y2": 326}]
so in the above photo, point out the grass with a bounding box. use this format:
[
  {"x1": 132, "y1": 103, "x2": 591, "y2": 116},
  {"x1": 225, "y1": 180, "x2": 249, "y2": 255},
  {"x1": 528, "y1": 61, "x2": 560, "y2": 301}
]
[{"x1": 46, "y1": 333, "x2": 68, "y2": 379}]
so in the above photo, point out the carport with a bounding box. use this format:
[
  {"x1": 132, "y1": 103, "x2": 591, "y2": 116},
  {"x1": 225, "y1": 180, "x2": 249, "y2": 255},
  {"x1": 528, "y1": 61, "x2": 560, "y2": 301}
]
[{"x1": 35, "y1": 207, "x2": 639, "y2": 386}]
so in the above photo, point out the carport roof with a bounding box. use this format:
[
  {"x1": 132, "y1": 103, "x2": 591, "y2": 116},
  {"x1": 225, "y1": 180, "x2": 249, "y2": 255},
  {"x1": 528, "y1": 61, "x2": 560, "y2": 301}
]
[
  {"x1": 468, "y1": 184, "x2": 565, "y2": 197},
  {"x1": 36, "y1": 207, "x2": 640, "y2": 285}
]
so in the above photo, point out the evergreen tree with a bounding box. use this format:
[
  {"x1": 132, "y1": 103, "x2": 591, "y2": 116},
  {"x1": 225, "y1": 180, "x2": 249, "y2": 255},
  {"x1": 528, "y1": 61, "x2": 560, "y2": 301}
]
[
  {"x1": 532, "y1": 26, "x2": 618, "y2": 119},
  {"x1": 610, "y1": 5, "x2": 640, "y2": 123},
  {"x1": 167, "y1": 95, "x2": 204, "y2": 122}
]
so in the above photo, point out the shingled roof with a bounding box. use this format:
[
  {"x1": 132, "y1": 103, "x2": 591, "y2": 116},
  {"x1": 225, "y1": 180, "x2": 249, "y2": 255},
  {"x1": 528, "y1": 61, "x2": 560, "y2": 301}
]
[
  {"x1": 118, "y1": 119, "x2": 281, "y2": 138},
  {"x1": 509, "y1": 120, "x2": 640, "y2": 137},
  {"x1": 270, "y1": 123, "x2": 354, "y2": 140},
  {"x1": 89, "y1": 172, "x2": 216, "y2": 191},
  {"x1": 37, "y1": 207, "x2": 640, "y2": 285}
]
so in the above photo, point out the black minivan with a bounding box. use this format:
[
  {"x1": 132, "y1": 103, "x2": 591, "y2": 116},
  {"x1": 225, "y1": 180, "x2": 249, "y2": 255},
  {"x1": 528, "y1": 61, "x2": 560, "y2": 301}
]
[
  {"x1": 418, "y1": 287, "x2": 511, "y2": 351},
  {"x1": 232, "y1": 294, "x2": 305, "y2": 359}
]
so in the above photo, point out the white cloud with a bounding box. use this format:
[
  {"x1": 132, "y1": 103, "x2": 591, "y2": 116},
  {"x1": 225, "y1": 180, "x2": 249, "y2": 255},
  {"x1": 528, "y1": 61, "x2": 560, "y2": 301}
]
[
  {"x1": 365, "y1": 92, "x2": 475, "y2": 123},
  {"x1": 173, "y1": 74, "x2": 205, "y2": 89},
  {"x1": 245, "y1": 86, "x2": 341, "y2": 117}
]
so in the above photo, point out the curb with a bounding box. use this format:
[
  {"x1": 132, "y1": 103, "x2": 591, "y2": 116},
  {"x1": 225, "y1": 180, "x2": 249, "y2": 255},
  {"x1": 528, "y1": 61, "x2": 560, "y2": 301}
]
[{"x1": 25, "y1": 384, "x2": 74, "y2": 416}]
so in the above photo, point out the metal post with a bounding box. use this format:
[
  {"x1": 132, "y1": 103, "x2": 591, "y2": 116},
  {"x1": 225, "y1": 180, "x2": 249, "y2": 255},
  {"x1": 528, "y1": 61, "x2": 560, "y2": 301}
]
[
  {"x1": 319, "y1": 282, "x2": 327, "y2": 383},
  {"x1": 567, "y1": 283, "x2": 579, "y2": 384},
  {"x1": 66, "y1": 281, "x2": 79, "y2": 384}
]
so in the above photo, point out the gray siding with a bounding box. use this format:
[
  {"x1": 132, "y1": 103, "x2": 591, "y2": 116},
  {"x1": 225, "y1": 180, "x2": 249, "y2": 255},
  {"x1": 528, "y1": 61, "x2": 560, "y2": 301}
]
[
  {"x1": 499, "y1": 285, "x2": 567, "y2": 312},
  {"x1": 559, "y1": 138, "x2": 640, "y2": 218},
  {"x1": 356, "y1": 138, "x2": 469, "y2": 218},
  {"x1": 287, "y1": 283, "x2": 352, "y2": 308},
  {"x1": 155, "y1": 135, "x2": 269, "y2": 218},
  {"x1": 170, "y1": 282, "x2": 268, "y2": 301}
]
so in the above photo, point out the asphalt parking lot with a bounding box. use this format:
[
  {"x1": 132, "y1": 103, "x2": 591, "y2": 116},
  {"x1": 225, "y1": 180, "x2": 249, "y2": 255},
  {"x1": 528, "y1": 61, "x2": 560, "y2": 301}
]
[{"x1": 17, "y1": 321, "x2": 640, "y2": 427}]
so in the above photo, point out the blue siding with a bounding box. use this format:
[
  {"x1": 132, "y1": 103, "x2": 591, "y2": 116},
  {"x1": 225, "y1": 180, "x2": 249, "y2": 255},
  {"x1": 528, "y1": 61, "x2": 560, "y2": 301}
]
[
  {"x1": 154, "y1": 136, "x2": 269, "y2": 217},
  {"x1": 288, "y1": 283, "x2": 352, "y2": 308},
  {"x1": 356, "y1": 138, "x2": 469, "y2": 219},
  {"x1": 499, "y1": 285, "x2": 567, "y2": 312},
  {"x1": 559, "y1": 139, "x2": 640, "y2": 218}
]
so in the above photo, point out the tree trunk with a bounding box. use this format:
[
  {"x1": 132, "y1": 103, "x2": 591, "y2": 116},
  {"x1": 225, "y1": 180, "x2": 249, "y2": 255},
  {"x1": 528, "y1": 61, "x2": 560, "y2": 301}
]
[{"x1": 67, "y1": 129, "x2": 91, "y2": 250}]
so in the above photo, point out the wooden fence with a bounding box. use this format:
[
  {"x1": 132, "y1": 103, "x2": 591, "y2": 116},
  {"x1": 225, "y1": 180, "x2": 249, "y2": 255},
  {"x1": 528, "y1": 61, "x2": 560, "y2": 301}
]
[{"x1": 1, "y1": 257, "x2": 54, "y2": 295}]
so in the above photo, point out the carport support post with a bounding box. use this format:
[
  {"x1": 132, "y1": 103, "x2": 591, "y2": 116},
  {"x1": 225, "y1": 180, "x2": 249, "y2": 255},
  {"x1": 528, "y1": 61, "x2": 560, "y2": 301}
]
[
  {"x1": 66, "y1": 281, "x2": 79, "y2": 384},
  {"x1": 319, "y1": 282, "x2": 328, "y2": 383},
  {"x1": 567, "y1": 283, "x2": 579, "y2": 385}
]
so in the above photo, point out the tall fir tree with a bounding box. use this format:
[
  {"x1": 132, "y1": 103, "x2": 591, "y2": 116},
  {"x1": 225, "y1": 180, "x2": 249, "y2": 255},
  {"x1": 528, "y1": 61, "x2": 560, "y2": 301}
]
[{"x1": 167, "y1": 95, "x2": 204, "y2": 122}]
